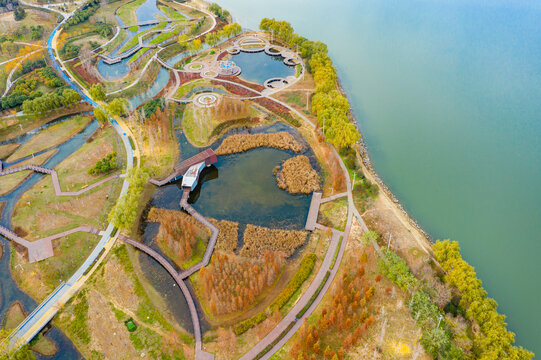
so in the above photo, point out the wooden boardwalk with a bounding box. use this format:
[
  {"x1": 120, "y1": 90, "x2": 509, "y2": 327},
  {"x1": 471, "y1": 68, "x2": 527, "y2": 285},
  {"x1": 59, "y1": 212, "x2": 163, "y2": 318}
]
[
  {"x1": 119, "y1": 223, "x2": 215, "y2": 360},
  {"x1": 0, "y1": 225, "x2": 101, "y2": 263},
  {"x1": 0, "y1": 163, "x2": 119, "y2": 197},
  {"x1": 118, "y1": 188, "x2": 219, "y2": 359},
  {"x1": 0, "y1": 162, "x2": 117, "y2": 262},
  {"x1": 149, "y1": 149, "x2": 217, "y2": 186}
]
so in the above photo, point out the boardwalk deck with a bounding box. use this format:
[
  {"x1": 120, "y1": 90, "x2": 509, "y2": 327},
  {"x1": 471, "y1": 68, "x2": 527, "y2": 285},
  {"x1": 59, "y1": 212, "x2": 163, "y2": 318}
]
[
  {"x1": 305, "y1": 192, "x2": 322, "y2": 231},
  {"x1": 150, "y1": 148, "x2": 217, "y2": 186},
  {"x1": 0, "y1": 225, "x2": 101, "y2": 263}
]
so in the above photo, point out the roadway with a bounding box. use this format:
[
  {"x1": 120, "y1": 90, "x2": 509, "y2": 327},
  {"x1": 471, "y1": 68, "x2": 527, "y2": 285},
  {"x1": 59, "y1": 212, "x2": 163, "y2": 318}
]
[{"x1": 5, "y1": 2, "x2": 135, "y2": 350}]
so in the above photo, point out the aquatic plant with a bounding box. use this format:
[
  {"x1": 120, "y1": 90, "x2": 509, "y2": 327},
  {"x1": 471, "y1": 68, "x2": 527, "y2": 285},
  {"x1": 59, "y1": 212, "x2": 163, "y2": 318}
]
[
  {"x1": 240, "y1": 224, "x2": 307, "y2": 258},
  {"x1": 276, "y1": 155, "x2": 320, "y2": 194},
  {"x1": 215, "y1": 131, "x2": 302, "y2": 155}
]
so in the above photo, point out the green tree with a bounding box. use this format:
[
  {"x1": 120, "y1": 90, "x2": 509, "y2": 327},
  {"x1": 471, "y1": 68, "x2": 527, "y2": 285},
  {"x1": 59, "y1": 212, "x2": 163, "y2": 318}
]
[
  {"x1": 61, "y1": 88, "x2": 81, "y2": 106},
  {"x1": 89, "y1": 83, "x2": 106, "y2": 101},
  {"x1": 94, "y1": 107, "x2": 108, "y2": 125},
  {"x1": 204, "y1": 32, "x2": 219, "y2": 47},
  {"x1": 107, "y1": 98, "x2": 128, "y2": 117},
  {"x1": 0, "y1": 329, "x2": 36, "y2": 360},
  {"x1": 14, "y1": 6, "x2": 25, "y2": 21},
  {"x1": 421, "y1": 327, "x2": 450, "y2": 358},
  {"x1": 361, "y1": 230, "x2": 378, "y2": 247}
]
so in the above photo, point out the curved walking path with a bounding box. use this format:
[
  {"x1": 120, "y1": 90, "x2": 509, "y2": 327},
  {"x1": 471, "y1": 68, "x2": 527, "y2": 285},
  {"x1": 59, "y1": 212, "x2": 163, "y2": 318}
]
[
  {"x1": 4, "y1": 0, "x2": 136, "y2": 351},
  {"x1": 178, "y1": 189, "x2": 219, "y2": 279},
  {"x1": 118, "y1": 187, "x2": 218, "y2": 360}
]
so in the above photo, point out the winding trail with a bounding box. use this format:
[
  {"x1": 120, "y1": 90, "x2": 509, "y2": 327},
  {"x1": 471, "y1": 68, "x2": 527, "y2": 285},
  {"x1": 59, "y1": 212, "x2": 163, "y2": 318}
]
[
  {"x1": 119, "y1": 187, "x2": 217, "y2": 360},
  {"x1": 3, "y1": 0, "x2": 136, "y2": 352}
]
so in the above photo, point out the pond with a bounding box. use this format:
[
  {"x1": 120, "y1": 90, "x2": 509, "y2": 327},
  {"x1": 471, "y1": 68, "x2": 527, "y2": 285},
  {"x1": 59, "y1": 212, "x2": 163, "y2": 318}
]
[
  {"x1": 128, "y1": 67, "x2": 171, "y2": 110},
  {"x1": 231, "y1": 51, "x2": 295, "y2": 85}
]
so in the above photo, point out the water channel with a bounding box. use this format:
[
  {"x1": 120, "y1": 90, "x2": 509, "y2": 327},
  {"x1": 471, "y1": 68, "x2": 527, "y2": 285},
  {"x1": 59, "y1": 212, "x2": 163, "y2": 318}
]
[{"x1": 0, "y1": 114, "x2": 101, "y2": 359}]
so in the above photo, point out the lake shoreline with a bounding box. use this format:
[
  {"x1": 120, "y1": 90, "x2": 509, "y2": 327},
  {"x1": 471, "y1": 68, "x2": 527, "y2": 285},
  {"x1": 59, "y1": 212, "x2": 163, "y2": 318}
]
[{"x1": 337, "y1": 78, "x2": 434, "y2": 252}]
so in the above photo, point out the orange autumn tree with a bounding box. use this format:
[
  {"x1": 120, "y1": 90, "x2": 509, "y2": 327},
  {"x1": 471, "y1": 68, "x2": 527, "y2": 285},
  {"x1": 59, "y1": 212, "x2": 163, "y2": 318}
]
[
  {"x1": 289, "y1": 250, "x2": 376, "y2": 359},
  {"x1": 199, "y1": 251, "x2": 284, "y2": 315}
]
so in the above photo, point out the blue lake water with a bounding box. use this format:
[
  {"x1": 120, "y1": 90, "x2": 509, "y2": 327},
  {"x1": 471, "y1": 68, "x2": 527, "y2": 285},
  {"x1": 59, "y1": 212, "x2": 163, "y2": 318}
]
[
  {"x1": 215, "y1": 0, "x2": 541, "y2": 355},
  {"x1": 231, "y1": 51, "x2": 295, "y2": 85}
]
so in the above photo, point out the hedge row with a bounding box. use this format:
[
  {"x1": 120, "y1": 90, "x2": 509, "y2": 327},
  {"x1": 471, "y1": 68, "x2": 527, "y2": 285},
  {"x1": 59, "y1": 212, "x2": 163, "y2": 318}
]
[
  {"x1": 296, "y1": 270, "x2": 330, "y2": 318},
  {"x1": 234, "y1": 253, "x2": 317, "y2": 335}
]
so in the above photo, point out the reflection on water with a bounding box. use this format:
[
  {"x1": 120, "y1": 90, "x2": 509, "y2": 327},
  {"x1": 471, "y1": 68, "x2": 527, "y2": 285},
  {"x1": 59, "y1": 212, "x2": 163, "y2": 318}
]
[{"x1": 231, "y1": 51, "x2": 295, "y2": 85}]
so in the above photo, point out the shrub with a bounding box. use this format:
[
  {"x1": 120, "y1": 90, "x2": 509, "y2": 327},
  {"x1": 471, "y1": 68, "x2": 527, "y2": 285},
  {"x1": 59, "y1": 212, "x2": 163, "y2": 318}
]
[{"x1": 88, "y1": 152, "x2": 117, "y2": 175}]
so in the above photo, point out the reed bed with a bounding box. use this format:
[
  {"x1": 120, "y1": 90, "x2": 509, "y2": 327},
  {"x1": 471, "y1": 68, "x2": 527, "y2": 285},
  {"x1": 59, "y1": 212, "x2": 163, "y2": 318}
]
[
  {"x1": 209, "y1": 219, "x2": 239, "y2": 252},
  {"x1": 240, "y1": 224, "x2": 307, "y2": 258},
  {"x1": 215, "y1": 132, "x2": 302, "y2": 155},
  {"x1": 276, "y1": 155, "x2": 320, "y2": 194}
]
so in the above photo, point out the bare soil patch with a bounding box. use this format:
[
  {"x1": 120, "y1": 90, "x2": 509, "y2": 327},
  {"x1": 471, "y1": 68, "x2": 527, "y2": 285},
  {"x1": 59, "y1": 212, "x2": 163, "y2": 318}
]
[
  {"x1": 0, "y1": 143, "x2": 20, "y2": 159},
  {"x1": 104, "y1": 257, "x2": 139, "y2": 312},
  {"x1": 52, "y1": 184, "x2": 113, "y2": 219},
  {"x1": 36, "y1": 210, "x2": 73, "y2": 234}
]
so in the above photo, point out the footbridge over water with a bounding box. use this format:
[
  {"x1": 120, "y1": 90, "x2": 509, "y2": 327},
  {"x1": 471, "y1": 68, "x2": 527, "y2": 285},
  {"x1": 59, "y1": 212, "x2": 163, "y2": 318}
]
[{"x1": 149, "y1": 148, "x2": 217, "y2": 186}]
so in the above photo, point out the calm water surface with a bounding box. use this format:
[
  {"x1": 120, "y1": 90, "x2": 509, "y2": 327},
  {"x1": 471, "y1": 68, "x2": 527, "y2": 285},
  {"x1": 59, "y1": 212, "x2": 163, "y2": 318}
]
[
  {"x1": 231, "y1": 51, "x2": 295, "y2": 85},
  {"x1": 216, "y1": 0, "x2": 541, "y2": 354}
]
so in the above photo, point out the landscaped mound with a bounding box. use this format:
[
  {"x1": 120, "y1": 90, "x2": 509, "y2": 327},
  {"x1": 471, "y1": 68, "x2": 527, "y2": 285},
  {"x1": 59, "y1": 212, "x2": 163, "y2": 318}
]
[
  {"x1": 199, "y1": 251, "x2": 284, "y2": 316},
  {"x1": 215, "y1": 132, "x2": 302, "y2": 155},
  {"x1": 209, "y1": 219, "x2": 239, "y2": 252},
  {"x1": 148, "y1": 208, "x2": 210, "y2": 266},
  {"x1": 240, "y1": 224, "x2": 307, "y2": 257},
  {"x1": 276, "y1": 155, "x2": 320, "y2": 194}
]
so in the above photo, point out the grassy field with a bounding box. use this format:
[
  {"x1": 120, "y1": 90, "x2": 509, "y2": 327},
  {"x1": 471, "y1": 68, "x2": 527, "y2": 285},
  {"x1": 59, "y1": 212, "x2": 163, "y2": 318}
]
[
  {"x1": 159, "y1": 4, "x2": 186, "y2": 19},
  {"x1": 7, "y1": 115, "x2": 92, "y2": 162},
  {"x1": 0, "y1": 107, "x2": 93, "y2": 142},
  {"x1": 0, "y1": 8, "x2": 57, "y2": 45},
  {"x1": 0, "y1": 143, "x2": 20, "y2": 160},
  {"x1": 10, "y1": 126, "x2": 124, "y2": 303},
  {"x1": 0, "y1": 149, "x2": 57, "y2": 196},
  {"x1": 318, "y1": 198, "x2": 348, "y2": 231},
  {"x1": 53, "y1": 243, "x2": 193, "y2": 359},
  {"x1": 116, "y1": 0, "x2": 146, "y2": 26}
]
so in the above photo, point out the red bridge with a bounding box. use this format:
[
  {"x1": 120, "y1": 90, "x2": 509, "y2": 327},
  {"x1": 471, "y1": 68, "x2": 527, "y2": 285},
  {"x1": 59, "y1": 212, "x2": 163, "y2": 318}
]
[{"x1": 149, "y1": 149, "x2": 217, "y2": 186}]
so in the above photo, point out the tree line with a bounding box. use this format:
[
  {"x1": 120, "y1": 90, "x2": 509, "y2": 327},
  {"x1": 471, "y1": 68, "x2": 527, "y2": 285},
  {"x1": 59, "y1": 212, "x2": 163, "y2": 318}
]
[
  {"x1": 259, "y1": 18, "x2": 360, "y2": 150},
  {"x1": 200, "y1": 251, "x2": 284, "y2": 315},
  {"x1": 289, "y1": 249, "x2": 376, "y2": 360},
  {"x1": 433, "y1": 240, "x2": 533, "y2": 360},
  {"x1": 63, "y1": 0, "x2": 100, "y2": 29}
]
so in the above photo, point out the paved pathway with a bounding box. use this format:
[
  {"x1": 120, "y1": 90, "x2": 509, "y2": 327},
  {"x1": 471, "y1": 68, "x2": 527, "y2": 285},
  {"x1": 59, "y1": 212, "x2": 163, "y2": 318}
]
[{"x1": 4, "y1": 0, "x2": 135, "y2": 350}]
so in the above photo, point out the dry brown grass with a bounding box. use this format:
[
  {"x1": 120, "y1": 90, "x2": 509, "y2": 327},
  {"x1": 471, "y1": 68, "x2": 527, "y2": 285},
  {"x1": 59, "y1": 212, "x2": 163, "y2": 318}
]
[
  {"x1": 240, "y1": 225, "x2": 307, "y2": 258},
  {"x1": 215, "y1": 132, "x2": 302, "y2": 155},
  {"x1": 209, "y1": 219, "x2": 238, "y2": 252},
  {"x1": 0, "y1": 143, "x2": 20, "y2": 159},
  {"x1": 276, "y1": 155, "x2": 320, "y2": 194}
]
